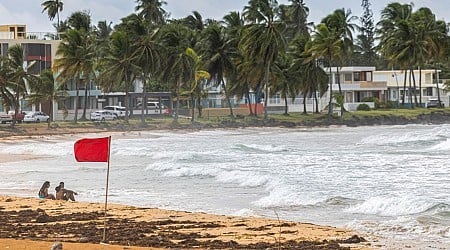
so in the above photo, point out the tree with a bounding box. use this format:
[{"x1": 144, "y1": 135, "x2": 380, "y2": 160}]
[
  {"x1": 241, "y1": 0, "x2": 286, "y2": 119},
  {"x1": 7, "y1": 45, "x2": 39, "y2": 126},
  {"x1": 158, "y1": 23, "x2": 195, "y2": 124},
  {"x1": 307, "y1": 23, "x2": 340, "y2": 115},
  {"x1": 202, "y1": 22, "x2": 237, "y2": 118},
  {"x1": 54, "y1": 28, "x2": 94, "y2": 122},
  {"x1": 0, "y1": 57, "x2": 15, "y2": 115},
  {"x1": 41, "y1": 0, "x2": 64, "y2": 36},
  {"x1": 135, "y1": 0, "x2": 167, "y2": 26},
  {"x1": 377, "y1": 3, "x2": 414, "y2": 107},
  {"x1": 100, "y1": 31, "x2": 140, "y2": 122},
  {"x1": 28, "y1": 69, "x2": 66, "y2": 128},
  {"x1": 354, "y1": 0, "x2": 376, "y2": 66}
]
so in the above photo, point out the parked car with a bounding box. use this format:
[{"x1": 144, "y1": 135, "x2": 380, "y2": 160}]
[
  {"x1": 23, "y1": 111, "x2": 50, "y2": 123},
  {"x1": 90, "y1": 110, "x2": 116, "y2": 122},
  {"x1": 426, "y1": 99, "x2": 444, "y2": 108},
  {"x1": 103, "y1": 106, "x2": 127, "y2": 118},
  {"x1": 135, "y1": 101, "x2": 171, "y2": 114},
  {"x1": 0, "y1": 111, "x2": 26, "y2": 124}
]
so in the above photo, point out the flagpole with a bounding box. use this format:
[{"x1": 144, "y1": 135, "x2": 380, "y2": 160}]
[{"x1": 102, "y1": 136, "x2": 111, "y2": 242}]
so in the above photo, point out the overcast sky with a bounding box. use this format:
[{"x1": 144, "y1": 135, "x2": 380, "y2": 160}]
[{"x1": 0, "y1": 0, "x2": 447, "y2": 32}]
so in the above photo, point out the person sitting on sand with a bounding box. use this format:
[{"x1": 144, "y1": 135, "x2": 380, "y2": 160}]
[
  {"x1": 38, "y1": 181, "x2": 55, "y2": 200},
  {"x1": 55, "y1": 182, "x2": 77, "y2": 201}
]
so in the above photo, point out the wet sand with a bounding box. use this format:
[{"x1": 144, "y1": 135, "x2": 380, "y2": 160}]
[{"x1": 0, "y1": 196, "x2": 371, "y2": 249}]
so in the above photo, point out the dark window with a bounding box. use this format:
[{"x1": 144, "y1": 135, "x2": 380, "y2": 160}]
[{"x1": 353, "y1": 72, "x2": 360, "y2": 81}]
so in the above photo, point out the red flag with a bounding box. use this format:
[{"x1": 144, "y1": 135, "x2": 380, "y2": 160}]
[{"x1": 74, "y1": 137, "x2": 110, "y2": 162}]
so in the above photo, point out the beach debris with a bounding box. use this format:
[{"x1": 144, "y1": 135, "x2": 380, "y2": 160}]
[
  {"x1": 36, "y1": 209, "x2": 54, "y2": 223},
  {"x1": 50, "y1": 241, "x2": 62, "y2": 250},
  {"x1": 339, "y1": 234, "x2": 366, "y2": 243}
]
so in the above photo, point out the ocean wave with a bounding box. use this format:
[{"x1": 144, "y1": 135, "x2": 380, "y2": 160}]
[
  {"x1": 232, "y1": 143, "x2": 289, "y2": 153},
  {"x1": 427, "y1": 138, "x2": 450, "y2": 151},
  {"x1": 359, "y1": 125, "x2": 450, "y2": 146},
  {"x1": 345, "y1": 196, "x2": 432, "y2": 216}
]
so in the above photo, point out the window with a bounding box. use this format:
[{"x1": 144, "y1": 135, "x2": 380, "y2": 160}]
[
  {"x1": 366, "y1": 72, "x2": 372, "y2": 82},
  {"x1": 344, "y1": 73, "x2": 352, "y2": 82},
  {"x1": 353, "y1": 72, "x2": 361, "y2": 81}
]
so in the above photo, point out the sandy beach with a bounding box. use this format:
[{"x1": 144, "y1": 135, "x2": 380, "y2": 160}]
[{"x1": 0, "y1": 195, "x2": 370, "y2": 250}]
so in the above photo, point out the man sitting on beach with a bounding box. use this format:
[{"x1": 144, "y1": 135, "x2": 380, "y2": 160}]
[{"x1": 55, "y1": 182, "x2": 77, "y2": 201}]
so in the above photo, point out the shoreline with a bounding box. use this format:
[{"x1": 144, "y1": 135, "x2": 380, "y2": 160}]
[
  {"x1": 2, "y1": 119, "x2": 448, "y2": 249},
  {"x1": 0, "y1": 195, "x2": 371, "y2": 249}
]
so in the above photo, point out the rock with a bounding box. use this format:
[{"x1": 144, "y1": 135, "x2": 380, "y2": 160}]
[{"x1": 50, "y1": 241, "x2": 62, "y2": 250}]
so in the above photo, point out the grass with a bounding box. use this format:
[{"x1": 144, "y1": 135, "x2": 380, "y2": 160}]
[{"x1": 1, "y1": 107, "x2": 448, "y2": 134}]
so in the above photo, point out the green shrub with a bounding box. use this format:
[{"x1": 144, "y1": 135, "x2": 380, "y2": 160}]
[
  {"x1": 362, "y1": 97, "x2": 380, "y2": 109},
  {"x1": 357, "y1": 103, "x2": 371, "y2": 111}
]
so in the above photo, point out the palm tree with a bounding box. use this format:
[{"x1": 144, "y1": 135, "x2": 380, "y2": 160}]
[
  {"x1": 377, "y1": 3, "x2": 413, "y2": 107},
  {"x1": 185, "y1": 48, "x2": 210, "y2": 123},
  {"x1": 241, "y1": 0, "x2": 287, "y2": 119},
  {"x1": 307, "y1": 23, "x2": 341, "y2": 114},
  {"x1": 41, "y1": 0, "x2": 64, "y2": 36},
  {"x1": 8, "y1": 45, "x2": 39, "y2": 126},
  {"x1": 134, "y1": 29, "x2": 164, "y2": 123},
  {"x1": 100, "y1": 31, "x2": 140, "y2": 122},
  {"x1": 54, "y1": 28, "x2": 94, "y2": 122},
  {"x1": 135, "y1": 0, "x2": 167, "y2": 26},
  {"x1": 0, "y1": 57, "x2": 15, "y2": 114},
  {"x1": 158, "y1": 23, "x2": 195, "y2": 124},
  {"x1": 290, "y1": 34, "x2": 328, "y2": 113},
  {"x1": 322, "y1": 8, "x2": 357, "y2": 114},
  {"x1": 28, "y1": 69, "x2": 66, "y2": 128},
  {"x1": 202, "y1": 22, "x2": 237, "y2": 117}
]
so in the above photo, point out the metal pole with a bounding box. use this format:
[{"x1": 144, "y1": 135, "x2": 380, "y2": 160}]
[{"x1": 102, "y1": 136, "x2": 112, "y2": 242}]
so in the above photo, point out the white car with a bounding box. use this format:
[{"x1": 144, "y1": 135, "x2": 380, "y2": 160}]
[
  {"x1": 23, "y1": 111, "x2": 50, "y2": 123},
  {"x1": 135, "y1": 102, "x2": 171, "y2": 114},
  {"x1": 103, "y1": 106, "x2": 126, "y2": 118},
  {"x1": 90, "y1": 110, "x2": 116, "y2": 122}
]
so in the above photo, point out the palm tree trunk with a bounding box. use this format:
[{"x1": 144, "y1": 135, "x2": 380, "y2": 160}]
[
  {"x1": 245, "y1": 89, "x2": 253, "y2": 116},
  {"x1": 174, "y1": 78, "x2": 180, "y2": 124},
  {"x1": 314, "y1": 91, "x2": 319, "y2": 113},
  {"x1": 81, "y1": 77, "x2": 89, "y2": 120},
  {"x1": 191, "y1": 95, "x2": 195, "y2": 123},
  {"x1": 141, "y1": 75, "x2": 147, "y2": 124},
  {"x1": 222, "y1": 79, "x2": 234, "y2": 118},
  {"x1": 402, "y1": 70, "x2": 407, "y2": 105},
  {"x1": 124, "y1": 73, "x2": 130, "y2": 122},
  {"x1": 328, "y1": 55, "x2": 333, "y2": 115},
  {"x1": 418, "y1": 67, "x2": 422, "y2": 107},
  {"x1": 411, "y1": 68, "x2": 418, "y2": 107},
  {"x1": 284, "y1": 95, "x2": 288, "y2": 115},
  {"x1": 434, "y1": 63, "x2": 442, "y2": 107},
  {"x1": 254, "y1": 84, "x2": 260, "y2": 116},
  {"x1": 74, "y1": 78, "x2": 80, "y2": 123},
  {"x1": 263, "y1": 62, "x2": 270, "y2": 119},
  {"x1": 303, "y1": 92, "x2": 307, "y2": 114},
  {"x1": 408, "y1": 68, "x2": 413, "y2": 108}
]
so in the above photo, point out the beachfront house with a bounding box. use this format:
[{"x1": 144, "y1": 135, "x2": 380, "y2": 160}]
[{"x1": 373, "y1": 69, "x2": 446, "y2": 107}]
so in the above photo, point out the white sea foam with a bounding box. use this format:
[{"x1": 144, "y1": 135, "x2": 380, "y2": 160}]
[
  {"x1": 428, "y1": 138, "x2": 450, "y2": 151},
  {"x1": 232, "y1": 208, "x2": 256, "y2": 217},
  {"x1": 345, "y1": 196, "x2": 432, "y2": 216}
]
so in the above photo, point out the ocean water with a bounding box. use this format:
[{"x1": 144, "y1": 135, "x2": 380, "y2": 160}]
[{"x1": 0, "y1": 125, "x2": 449, "y2": 249}]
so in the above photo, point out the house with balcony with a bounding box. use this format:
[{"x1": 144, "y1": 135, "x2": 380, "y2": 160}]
[
  {"x1": 373, "y1": 69, "x2": 446, "y2": 107},
  {"x1": 321, "y1": 66, "x2": 387, "y2": 111},
  {"x1": 0, "y1": 24, "x2": 104, "y2": 121}
]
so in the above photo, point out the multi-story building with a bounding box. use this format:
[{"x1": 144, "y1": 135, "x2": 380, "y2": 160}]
[
  {"x1": 0, "y1": 24, "x2": 26, "y2": 39},
  {"x1": 0, "y1": 24, "x2": 104, "y2": 121},
  {"x1": 374, "y1": 69, "x2": 446, "y2": 107}
]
